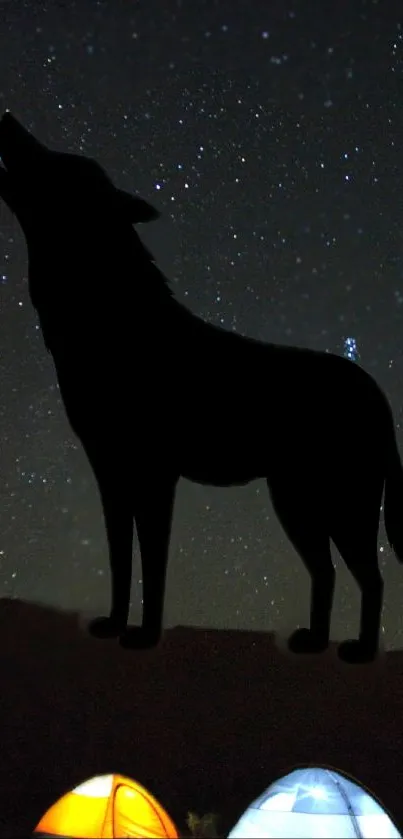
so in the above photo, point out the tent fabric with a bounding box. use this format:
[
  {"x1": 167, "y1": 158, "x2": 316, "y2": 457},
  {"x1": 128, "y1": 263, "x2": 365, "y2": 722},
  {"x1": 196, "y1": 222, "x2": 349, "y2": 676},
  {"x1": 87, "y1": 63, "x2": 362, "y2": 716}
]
[
  {"x1": 33, "y1": 773, "x2": 178, "y2": 838},
  {"x1": 228, "y1": 767, "x2": 402, "y2": 839}
]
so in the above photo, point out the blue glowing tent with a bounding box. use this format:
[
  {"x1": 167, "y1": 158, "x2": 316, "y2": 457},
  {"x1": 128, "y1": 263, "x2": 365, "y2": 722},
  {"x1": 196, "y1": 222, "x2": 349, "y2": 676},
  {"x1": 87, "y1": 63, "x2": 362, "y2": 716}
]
[{"x1": 228, "y1": 766, "x2": 401, "y2": 838}]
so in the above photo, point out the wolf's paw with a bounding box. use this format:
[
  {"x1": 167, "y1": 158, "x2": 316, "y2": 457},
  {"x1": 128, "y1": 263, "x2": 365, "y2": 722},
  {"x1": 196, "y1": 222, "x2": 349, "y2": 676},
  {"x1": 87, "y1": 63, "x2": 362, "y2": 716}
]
[
  {"x1": 337, "y1": 639, "x2": 377, "y2": 664},
  {"x1": 119, "y1": 626, "x2": 161, "y2": 651},
  {"x1": 88, "y1": 615, "x2": 126, "y2": 639},
  {"x1": 288, "y1": 627, "x2": 328, "y2": 655}
]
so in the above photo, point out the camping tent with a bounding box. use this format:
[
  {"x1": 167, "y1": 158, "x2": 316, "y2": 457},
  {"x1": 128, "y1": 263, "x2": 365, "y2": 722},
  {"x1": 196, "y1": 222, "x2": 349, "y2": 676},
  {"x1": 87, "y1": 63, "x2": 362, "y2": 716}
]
[
  {"x1": 228, "y1": 766, "x2": 401, "y2": 838},
  {"x1": 33, "y1": 773, "x2": 179, "y2": 838}
]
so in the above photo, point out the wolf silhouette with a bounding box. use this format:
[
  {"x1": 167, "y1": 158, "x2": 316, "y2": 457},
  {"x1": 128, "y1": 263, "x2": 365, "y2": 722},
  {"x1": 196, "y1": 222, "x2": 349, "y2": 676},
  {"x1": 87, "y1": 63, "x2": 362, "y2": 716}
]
[{"x1": 0, "y1": 111, "x2": 402, "y2": 664}]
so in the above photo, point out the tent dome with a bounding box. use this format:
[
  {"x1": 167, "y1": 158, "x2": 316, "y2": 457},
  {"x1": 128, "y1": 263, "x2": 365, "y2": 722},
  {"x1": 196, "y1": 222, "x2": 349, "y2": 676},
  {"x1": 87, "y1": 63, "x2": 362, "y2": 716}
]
[
  {"x1": 228, "y1": 766, "x2": 401, "y2": 838},
  {"x1": 33, "y1": 773, "x2": 178, "y2": 838}
]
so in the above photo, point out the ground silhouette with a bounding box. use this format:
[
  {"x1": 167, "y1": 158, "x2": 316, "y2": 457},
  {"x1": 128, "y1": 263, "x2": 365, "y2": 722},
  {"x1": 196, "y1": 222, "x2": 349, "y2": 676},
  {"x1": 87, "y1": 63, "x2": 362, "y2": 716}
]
[
  {"x1": 0, "y1": 598, "x2": 401, "y2": 838},
  {"x1": 1, "y1": 111, "x2": 403, "y2": 664}
]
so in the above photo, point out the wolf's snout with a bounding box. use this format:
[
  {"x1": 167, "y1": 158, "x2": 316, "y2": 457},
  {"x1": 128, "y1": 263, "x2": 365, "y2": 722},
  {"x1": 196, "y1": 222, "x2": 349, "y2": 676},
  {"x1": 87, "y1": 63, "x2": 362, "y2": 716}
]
[{"x1": 0, "y1": 112, "x2": 47, "y2": 172}]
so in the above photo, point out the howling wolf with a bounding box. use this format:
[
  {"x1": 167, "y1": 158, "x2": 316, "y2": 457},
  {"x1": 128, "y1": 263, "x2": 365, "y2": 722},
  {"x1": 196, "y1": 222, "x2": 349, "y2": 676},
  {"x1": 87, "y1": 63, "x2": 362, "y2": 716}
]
[{"x1": 0, "y1": 111, "x2": 402, "y2": 664}]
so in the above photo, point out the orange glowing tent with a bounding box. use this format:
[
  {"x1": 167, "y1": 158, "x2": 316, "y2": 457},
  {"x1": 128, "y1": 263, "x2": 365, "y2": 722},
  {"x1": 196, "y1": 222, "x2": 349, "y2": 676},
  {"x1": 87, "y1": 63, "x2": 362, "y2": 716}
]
[{"x1": 33, "y1": 773, "x2": 179, "y2": 838}]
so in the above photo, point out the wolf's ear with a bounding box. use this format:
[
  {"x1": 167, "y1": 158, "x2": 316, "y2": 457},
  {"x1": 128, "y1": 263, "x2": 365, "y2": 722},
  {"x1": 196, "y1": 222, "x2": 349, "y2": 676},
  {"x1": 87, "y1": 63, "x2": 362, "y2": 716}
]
[{"x1": 114, "y1": 188, "x2": 160, "y2": 223}]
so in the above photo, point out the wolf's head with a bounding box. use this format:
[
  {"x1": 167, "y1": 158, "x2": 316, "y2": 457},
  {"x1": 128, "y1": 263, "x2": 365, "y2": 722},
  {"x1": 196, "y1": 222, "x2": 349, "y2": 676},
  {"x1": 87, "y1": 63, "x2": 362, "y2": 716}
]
[{"x1": 0, "y1": 111, "x2": 160, "y2": 230}]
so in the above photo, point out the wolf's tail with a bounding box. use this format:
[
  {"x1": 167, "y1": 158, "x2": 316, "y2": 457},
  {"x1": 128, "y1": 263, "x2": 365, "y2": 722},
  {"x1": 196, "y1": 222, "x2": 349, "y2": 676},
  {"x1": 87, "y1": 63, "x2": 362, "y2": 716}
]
[{"x1": 384, "y1": 405, "x2": 403, "y2": 562}]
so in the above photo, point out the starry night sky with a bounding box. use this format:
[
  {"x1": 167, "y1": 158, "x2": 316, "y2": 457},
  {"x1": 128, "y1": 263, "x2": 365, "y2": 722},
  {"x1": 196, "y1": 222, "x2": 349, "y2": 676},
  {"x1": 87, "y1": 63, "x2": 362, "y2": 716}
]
[{"x1": 1, "y1": 0, "x2": 403, "y2": 649}]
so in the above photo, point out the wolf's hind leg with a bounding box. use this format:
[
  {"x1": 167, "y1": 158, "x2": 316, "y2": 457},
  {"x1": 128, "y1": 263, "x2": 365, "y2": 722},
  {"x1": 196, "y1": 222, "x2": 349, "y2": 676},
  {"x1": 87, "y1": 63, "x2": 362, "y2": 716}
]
[{"x1": 269, "y1": 480, "x2": 335, "y2": 654}]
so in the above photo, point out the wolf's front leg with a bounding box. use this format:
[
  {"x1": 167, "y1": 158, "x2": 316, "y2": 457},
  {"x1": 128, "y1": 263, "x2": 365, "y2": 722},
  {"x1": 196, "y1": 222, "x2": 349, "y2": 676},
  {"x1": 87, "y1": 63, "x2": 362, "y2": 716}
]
[
  {"x1": 87, "y1": 455, "x2": 134, "y2": 639},
  {"x1": 119, "y1": 477, "x2": 178, "y2": 650}
]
